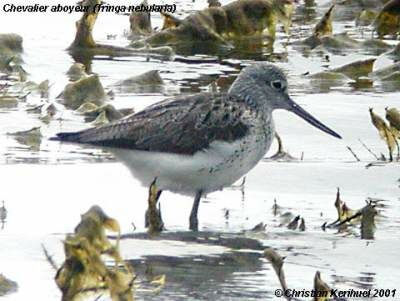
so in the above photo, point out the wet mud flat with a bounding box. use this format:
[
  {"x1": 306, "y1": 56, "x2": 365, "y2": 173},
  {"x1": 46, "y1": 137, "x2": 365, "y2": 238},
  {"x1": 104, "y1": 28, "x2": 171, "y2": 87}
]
[
  {"x1": 1, "y1": 160, "x2": 399, "y2": 300},
  {"x1": 123, "y1": 232, "x2": 267, "y2": 301}
]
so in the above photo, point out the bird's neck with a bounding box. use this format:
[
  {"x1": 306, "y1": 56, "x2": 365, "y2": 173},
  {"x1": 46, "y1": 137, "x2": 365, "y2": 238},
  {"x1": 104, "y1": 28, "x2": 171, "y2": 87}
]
[{"x1": 228, "y1": 80, "x2": 272, "y2": 116}]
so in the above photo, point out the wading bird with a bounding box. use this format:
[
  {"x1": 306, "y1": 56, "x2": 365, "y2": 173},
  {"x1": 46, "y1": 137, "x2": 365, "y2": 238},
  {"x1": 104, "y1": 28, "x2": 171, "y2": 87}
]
[{"x1": 52, "y1": 63, "x2": 341, "y2": 231}]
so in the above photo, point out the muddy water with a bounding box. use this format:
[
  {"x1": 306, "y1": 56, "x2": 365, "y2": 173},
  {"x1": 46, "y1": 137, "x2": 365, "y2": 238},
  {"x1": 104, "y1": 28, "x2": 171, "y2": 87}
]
[{"x1": 0, "y1": 0, "x2": 399, "y2": 300}]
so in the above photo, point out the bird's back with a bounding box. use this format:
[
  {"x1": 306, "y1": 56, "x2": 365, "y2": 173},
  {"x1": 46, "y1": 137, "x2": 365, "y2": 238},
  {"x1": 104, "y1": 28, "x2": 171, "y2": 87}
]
[{"x1": 52, "y1": 92, "x2": 258, "y2": 156}]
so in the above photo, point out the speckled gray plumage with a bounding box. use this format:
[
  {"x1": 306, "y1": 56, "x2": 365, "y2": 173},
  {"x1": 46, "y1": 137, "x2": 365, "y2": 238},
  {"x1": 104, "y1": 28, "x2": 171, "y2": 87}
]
[
  {"x1": 53, "y1": 63, "x2": 292, "y2": 156},
  {"x1": 54, "y1": 92, "x2": 259, "y2": 155},
  {"x1": 54, "y1": 61, "x2": 343, "y2": 161}
]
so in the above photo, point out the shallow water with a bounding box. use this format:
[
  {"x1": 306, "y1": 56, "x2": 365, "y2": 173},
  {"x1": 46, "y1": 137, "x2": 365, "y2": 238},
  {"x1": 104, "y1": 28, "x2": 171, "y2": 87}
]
[{"x1": 0, "y1": 0, "x2": 400, "y2": 300}]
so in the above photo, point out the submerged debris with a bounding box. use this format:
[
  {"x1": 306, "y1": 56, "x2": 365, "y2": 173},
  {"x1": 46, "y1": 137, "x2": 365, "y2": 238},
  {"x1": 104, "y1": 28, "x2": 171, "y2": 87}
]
[
  {"x1": 58, "y1": 75, "x2": 106, "y2": 110},
  {"x1": 280, "y1": 212, "x2": 306, "y2": 232},
  {"x1": 313, "y1": 271, "x2": 331, "y2": 301},
  {"x1": 374, "y1": 0, "x2": 400, "y2": 38},
  {"x1": 307, "y1": 70, "x2": 352, "y2": 92},
  {"x1": 129, "y1": 0, "x2": 152, "y2": 38},
  {"x1": 369, "y1": 108, "x2": 398, "y2": 161},
  {"x1": 320, "y1": 33, "x2": 359, "y2": 53},
  {"x1": 385, "y1": 107, "x2": 400, "y2": 138},
  {"x1": 263, "y1": 248, "x2": 289, "y2": 297},
  {"x1": 145, "y1": 179, "x2": 164, "y2": 235},
  {"x1": 314, "y1": 5, "x2": 335, "y2": 38},
  {"x1": 361, "y1": 39, "x2": 393, "y2": 54},
  {"x1": 0, "y1": 201, "x2": 6, "y2": 220},
  {"x1": 19, "y1": 79, "x2": 51, "y2": 98},
  {"x1": 0, "y1": 94, "x2": 18, "y2": 109},
  {"x1": 370, "y1": 62, "x2": 400, "y2": 79},
  {"x1": 268, "y1": 133, "x2": 297, "y2": 161},
  {"x1": 68, "y1": 0, "x2": 172, "y2": 60},
  {"x1": 334, "y1": 188, "x2": 357, "y2": 224},
  {"x1": 388, "y1": 42, "x2": 400, "y2": 60},
  {"x1": 91, "y1": 110, "x2": 109, "y2": 126},
  {"x1": 346, "y1": 146, "x2": 361, "y2": 162},
  {"x1": 0, "y1": 201, "x2": 7, "y2": 229},
  {"x1": 274, "y1": 208, "x2": 305, "y2": 231},
  {"x1": 0, "y1": 274, "x2": 18, "y2": 296},
  {"x1": 250, "y1": 222, "x2": 267, "y2": 232},
  {"x1": 279, "y1": 211, "x2": 295, "y2": 226},
  {"x1": 356, "y1": 10, "x2": 377, "y2": 26},
  {"x1": 361, "y1": 202, "x2": 378, "y2": 239},
  {"x1": 67, "y1": 63, "x2": 88, "y2": 82},
  {"x1": 55, "y1": 205, "x2": 135, "y2": 301},
  {"x1": 299, "y1": 218, "x2": 306, "y2": 231},
  {"x1": 294, "y1": 2, "x2": 336, "y2": 51},
  {"x1": 287, "y1": 215, "x2": 300, "y2": 230},
  {"x1": 0, "y1": 33, "x2": 23, "y2": 73},
  {"x1": 370, "y1": 62, "x2": 400, "y2": 90},
  {"x1": 265, "y1": 245, "x2": 352, "y2": 301},
  {"x1": 265, "y1": 249, "x2": 344, "y2": 301},
  {"x1": 208, "y1": 0, "x2": 222, "y2": 7},
  {"x1": 272, "y1": 199, "x2": 281, "y2": 217},
  {"x1": 75, "y1": 101, "x2": 99, "y2": 114},
  {"x1": 38, "y1": 103, "x2": 58, "y2": 123},
  {"x1": 130, "y1": 0, "x2": 294, "y2": 48},
  {"x1": 327, "y1": 188, "x2": 359, "y2": 230},
  {"x1": 330, "y1": 58, "x2": 375, "y2": 80},
  {"x1": 117, "y1": 70, "x2": 163, "y2": 86},
  {"x1": 325, "y1": 188, "x2": 386, "y2": 239},
  {"x1": 160, "y1": 12, "x2": 181, "y2": 30},
  {"x1": 306, "y1": 58, "x2": 376, "y2": 91},
  {"x1": 113, "y1": 70, "x2": 164, "y2": 93},
  {"x1": 82, "y1": 103, "x2": 133, "y2": 125},
  {"x1": 69, "y1": 0, "x2": 100, "y2": 49},
  {"x1": 0, "y1": 34, "x2": 23, "y2": 54},
  {"x1": 7, "y1": 127, "x2": 42, "y2": 151},
  {"x1": 38, "y1": 79, "x2": 50, "y2": 98}
]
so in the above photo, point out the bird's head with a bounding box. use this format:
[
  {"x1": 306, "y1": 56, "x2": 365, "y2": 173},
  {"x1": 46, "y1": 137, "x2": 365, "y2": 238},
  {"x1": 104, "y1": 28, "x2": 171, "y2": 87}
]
[{"x1": 229, "y1": 62, "x2": 342, "y2": 139}]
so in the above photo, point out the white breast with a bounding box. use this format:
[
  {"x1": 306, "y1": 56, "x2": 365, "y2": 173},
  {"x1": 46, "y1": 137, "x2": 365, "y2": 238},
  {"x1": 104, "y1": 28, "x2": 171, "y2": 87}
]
[{"x1": 110, "y1": 126, "x2": 274, "y2": 196}]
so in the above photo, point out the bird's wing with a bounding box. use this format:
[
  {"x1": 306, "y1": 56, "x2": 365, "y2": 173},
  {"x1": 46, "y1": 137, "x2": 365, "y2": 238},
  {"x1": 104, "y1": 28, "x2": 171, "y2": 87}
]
[{"x1": 54, "y1": 92, "x2": 251, "y2": 155}]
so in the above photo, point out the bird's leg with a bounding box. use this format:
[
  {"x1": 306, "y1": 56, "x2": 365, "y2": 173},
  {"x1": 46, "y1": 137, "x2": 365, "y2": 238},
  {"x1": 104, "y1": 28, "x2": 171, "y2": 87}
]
[
  {"x1": 145, "y1": 178, "x2": 164, "y2": 235},
  {"x1": 189, "y1": 191, "x2": 202, "y2": 231},
  {"x1": 275, "y1": 132, "x2": 283, "y2": 154}
]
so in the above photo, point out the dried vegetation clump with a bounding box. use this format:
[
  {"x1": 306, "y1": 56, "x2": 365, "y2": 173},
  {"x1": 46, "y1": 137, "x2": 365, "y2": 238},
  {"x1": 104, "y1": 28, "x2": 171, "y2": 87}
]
[
  {"x1": 54, "y1": 205, "x2": 135, "y2": 301},
  {"x1": 264, "y1": 248, "x2": 336, "y2": 301},
  {"x1": 0, "y1": 274, "x2": 18, "y2": 296},
  {"x1": 369, "y1": 107, "x2": 400, "y2": 162},
  {"x1": 323, "y1": 188, "x2": 385, "y2": 240},
  {"x1": 130, "y1": 0, "x2": 294, "y2": 48}
]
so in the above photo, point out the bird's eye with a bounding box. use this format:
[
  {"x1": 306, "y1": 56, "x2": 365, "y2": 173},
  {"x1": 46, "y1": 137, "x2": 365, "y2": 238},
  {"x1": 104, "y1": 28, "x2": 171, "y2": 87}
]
[{"x1": 271, "y1": 80, "x2": 283, "y2": 90}]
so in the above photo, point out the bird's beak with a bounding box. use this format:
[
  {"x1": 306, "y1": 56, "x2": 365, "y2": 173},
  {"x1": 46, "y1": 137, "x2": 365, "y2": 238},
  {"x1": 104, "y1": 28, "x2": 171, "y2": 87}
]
[{"x1": 286, "y1": 96, "x2": 342, "y2": 139}]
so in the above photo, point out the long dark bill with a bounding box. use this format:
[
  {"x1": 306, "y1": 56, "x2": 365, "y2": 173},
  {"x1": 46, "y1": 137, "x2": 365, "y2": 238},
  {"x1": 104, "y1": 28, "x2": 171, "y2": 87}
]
[{"x1": 288, "y1": 97, "x2": 342, "y2": 139}]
